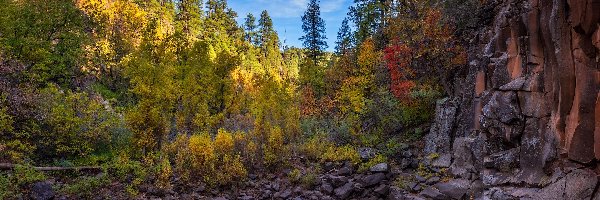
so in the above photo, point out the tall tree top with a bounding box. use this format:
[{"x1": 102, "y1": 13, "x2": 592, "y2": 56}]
[
  {"x1": 335, "y1": 18, "x2": 353, "y2": 55},
  {"x1": 300, "y1": 0, "x2": 328, "y2": 63},
  {"x1": 258, "y1": 10, "x2": 279, "y2": 49},
  {"x1": 244, "y1": 13, "x2": 258, "y2": 44}
]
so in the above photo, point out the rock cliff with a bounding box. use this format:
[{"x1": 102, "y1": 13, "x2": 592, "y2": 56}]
[{"x1": 426, "y1": 0, "x2": 600, "y2": 199}]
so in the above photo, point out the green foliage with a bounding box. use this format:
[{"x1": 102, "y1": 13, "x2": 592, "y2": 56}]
[
  {"x1": 0, "y1": 164, "x2": 47, "y2": 199},
  {"x1": 288, "y1": 168, "x2": 302, "y2": 183},
  {"x1": 300, "y1": 0, "x2": 328, "y2": 61},
  {"x1": 60, "y1": 175, "x2": 110, "y2": 198},
  {"x1": 0, "y1": 0, "x2": 87, "y2": 86},
  {"x1": 108, "y1": 154, "x2": 148, "y2": 196},
  {"x1": 1, "y1": 84, "x2": 123, "y2": 163},
  {"x1": 154, "y1": 157, "x2": 172, "y2": 190},
  {"x1": 36, "y1": 85, "x2": 118, "y2": 160},
  {"x1": 399, "y1": 84, "x2": 443, "y2": 126}
]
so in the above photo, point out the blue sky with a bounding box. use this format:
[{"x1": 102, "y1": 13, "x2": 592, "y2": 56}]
[{"x1": 229, "y1": 0, "x2": 353, "y2": 51}]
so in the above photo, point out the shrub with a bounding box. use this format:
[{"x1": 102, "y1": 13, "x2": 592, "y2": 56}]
[
  {"x1": 154, "y1": 157, "x2": 172, "y2": 190},
  {"x1": 301, "y1": 134, "x2": 360, "y2": 165},
  {"x1": 214, "y1": 128, "x2": 234, "y2": 157},
  {"x1": 12, "y1": 164, "x2": 46, "y2": 187},
  {"x1": 0, "y1": 164, "x2": 47, "y2": 199},
  {"x1": 60, "y1": 175, "x2": 110, "y2": 198},
  {"x1": 216, "y1": 154, "x2": 247, "y2": 186},
  {"x1": 187, "y1": 132, "x2": 217, "y2": 185},
  {"x1": 300, "y1": 166, "x2": 320, "y2": 188},
  {"x1": 263, "y1": 126, "x2": 285, "y2": 167},
  {"x1": 167, "y1": 134, "x2": 192, "y2": 182},
  {"x1": 288, "y1": 168, "x2": 302, "y2": 183},
  {"x1": 109, "y1": 153, "x2": 147, "y2": 196},
  {"x1": 321, "y1": 145, "x2": 360, "y2": 165}
]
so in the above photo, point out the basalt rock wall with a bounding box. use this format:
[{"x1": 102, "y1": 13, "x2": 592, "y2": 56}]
[{"x1": 426, "y1": 0, "x2": 600, "y2": 198}]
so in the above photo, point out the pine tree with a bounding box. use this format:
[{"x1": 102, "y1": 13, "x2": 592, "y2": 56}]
[
  {"x1": 176, "y1": 0, "x2": 203, "y2": 37},
  {"x1": 258, "y1": 11, "x2": 279, "y2": 52},
  {"x1": 244, "y1": 13, "x2": 258, "y2": 45},
  {"x1": 300, "y1": 0, "x2": 328, "y2": 63},
  {"x1": 204, "y1": 0, "x2": 239, "y2": 37},
  {"x1": 349, "y1": 0, "x2": 385, "y2": 44},
  {"x1": 335, "y1": 18, "x2": 353, "y2": 55}
]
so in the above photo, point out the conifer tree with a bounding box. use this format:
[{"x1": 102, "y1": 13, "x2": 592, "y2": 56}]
[
  {"x1": 300, "y1": 0, "x2": 328, "y2": 63},
  {"x1": 349, "y1": 0, "x2": 385, "y2": 44},
  {"x1": 244, "y1": 13, "x2": 258, "y2": 45},
  {"x1": 335, "y1": 18, "x2": 353, "y2": 55},
  {"x1": 176, "y1": 0, "x2": 203, "y2": 37},
  {"x1": 258, "y1": 11, "x2": 278, "y2": 48}
]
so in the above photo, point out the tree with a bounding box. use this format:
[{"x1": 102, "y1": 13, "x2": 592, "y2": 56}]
[
  {"x1": 258, "y1": 11, "x2": 278, "y2": 50},
  {"x1": 204, "y1": 0, "x2": 240, "y2": 38},
  {"x1": 244, "y1": 13, "x2": 258, "y2": 45},
  {"x1": 300, "y1": 0, "x2": 328, "y2": 63},
  {"x1": 348, "y1": 0, "x2": 385, "y2": 45},
  {"x1": 176, "y1": 0, "x2": 203, "y2": 38},
  {"x1": 335, "y1": 18, "x2": 354, "y2": 55},
  {"x1": 0, "y1": 0, "x2": 87, "y2": 87}
]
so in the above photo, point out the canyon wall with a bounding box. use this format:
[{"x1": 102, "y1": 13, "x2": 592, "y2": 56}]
[{"x1": 426, "y1": 0, "x2": 600, "y2": 198}]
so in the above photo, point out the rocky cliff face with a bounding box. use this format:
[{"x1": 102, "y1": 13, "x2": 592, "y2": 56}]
[{"x1": 426, "y1": 0, "x2": 600, "y2": 199}]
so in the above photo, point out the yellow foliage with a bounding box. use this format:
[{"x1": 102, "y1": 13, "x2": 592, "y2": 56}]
[
  {"x1": 322, "y1": 145, "x2": 361, "y2": 165},
  {"x1": 188, "y1": 132, "x2": 216, "y2": 178},
  {"x1": 214, "y1": 129, "x2": 234, "y2": 156},
  {"x1": 264, "y1": 126, "x2": 285, "y2": 167},
  {"x1": 155, "y1": 157, "x2": 172, "y2": 190},
  {"x1": 216, "y1": 154, "x2": 247, "y2": 186},
  {"x1": 166, "y1": 134, "x2": 192, "y2": 182},
  {"x1": 301, "y1": 135, "x2": 360, "y2": 165}
]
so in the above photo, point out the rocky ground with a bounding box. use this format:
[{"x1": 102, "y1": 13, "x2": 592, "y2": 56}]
[{"x1": 26, "y1": 144, "x2": 481, "y2": 200}]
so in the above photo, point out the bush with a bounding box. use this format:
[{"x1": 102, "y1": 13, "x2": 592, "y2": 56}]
[
  {"x1": 108, "y1": 153, "x2": 148, "y2": 196},
  {"x1": 168, "y1": 131, "x2": 249, "y2": 187},
  {"x1": 166, "y1": 134, "x2": 192, "y2": 182},
  {"x1": 214, "y1": 129, "x2": 234, "y2": 156},
  {"x1": 188, "y1": 132, "x2": 216, "y2": 184},
  {"x1": 60, "y1": 175, "x2": 110, "y2": 198},
  {"x1": 301, "y1": 134, "x2": 360, "y2": 165},
  {"x1": 216, "y1": 154, "x2": 247, "y2": 186},
  {"x1": 263, "y1": 126, "x2": 285, "y2": 168},
  {"x1": 0, "y1": 164, "x2": 47, "y2": 199}
]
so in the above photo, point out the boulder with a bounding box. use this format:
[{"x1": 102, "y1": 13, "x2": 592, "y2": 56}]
[
  {"x1": 449, "y1": 137, "x2": 477, "y2": 178},
  {"x1": 535, "y1": 169, "x2": 597, "y2": 200},
  {"x1": 419, "y1": 186, "x2": 448, "y2": 200},
  {"x1": 374, "y1": 184, "x2": 390, "y2": 196},
  {"x1": 334, "y1": 182, "x2": 354, "y2": 199},
  {"x1": 424, "y1": 98, "x2": 458, "y2": 155},
  {"x1": 483, "y1": 147, "x2": 520, "y2": 171},
  {"x1": 279, "y1": 189, "x2": 292, "y2": 199},
  {"x1": 327, "y1": 175, "x2": 348, "y2": 187},
  {"x1": 360, "y1": 173, "x2": 386, "y2": 187},
  {"x1": 434, "y1": 179, "x2": 471, "y2": 200},
  {"x1": 426, "y1": 176, "x2": 441, "y2": 185},
  {"x1": 320, "y1": 183, "x2": 333, "y2": 194},
  {"x1": 369, "y1": 163, "x2": 389, "y2": 173},
  {"x1": 30, "y1": 181, "x2": 54, "y2": 200},
  {"x1": 336, "y1": 166, "x2": 353, "y2": 176},
  {"x1": 431, "y1": 153, "x2": 452, "y2": 168}
]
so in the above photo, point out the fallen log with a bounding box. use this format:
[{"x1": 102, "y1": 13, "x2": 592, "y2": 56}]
[{"x1": 0, "y1": 163, "x2": 102, "y2": 171}]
